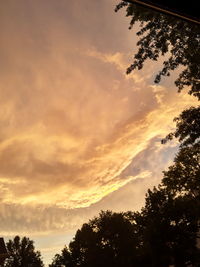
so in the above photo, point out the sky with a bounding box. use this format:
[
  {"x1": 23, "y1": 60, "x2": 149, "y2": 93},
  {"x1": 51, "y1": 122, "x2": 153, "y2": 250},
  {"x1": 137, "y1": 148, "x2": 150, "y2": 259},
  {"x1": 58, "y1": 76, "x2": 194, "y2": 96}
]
[{"x1": 0, "y1": 0, "x2": 196, "y2": 265}]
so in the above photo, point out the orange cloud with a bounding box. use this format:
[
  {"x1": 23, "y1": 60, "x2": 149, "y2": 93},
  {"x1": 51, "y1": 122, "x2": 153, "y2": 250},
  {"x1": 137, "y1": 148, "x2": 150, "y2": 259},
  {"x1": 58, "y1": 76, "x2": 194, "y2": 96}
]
[{"x1": 0, "y1": 1, "x2": 197, "y2": 265}]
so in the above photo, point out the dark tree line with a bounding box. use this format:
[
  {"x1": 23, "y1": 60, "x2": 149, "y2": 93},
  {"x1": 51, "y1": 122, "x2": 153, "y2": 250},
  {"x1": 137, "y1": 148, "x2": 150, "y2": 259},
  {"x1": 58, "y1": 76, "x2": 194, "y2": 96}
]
[
  {"x1": 1, "y1": 236, "x2": 44, "y2": 267},
  {"x1": 49, "y1": 141, "x2": 200, "y2": 266},
  {"x1": 48, "y1": 133, "x2": 200, "y2": 267}
]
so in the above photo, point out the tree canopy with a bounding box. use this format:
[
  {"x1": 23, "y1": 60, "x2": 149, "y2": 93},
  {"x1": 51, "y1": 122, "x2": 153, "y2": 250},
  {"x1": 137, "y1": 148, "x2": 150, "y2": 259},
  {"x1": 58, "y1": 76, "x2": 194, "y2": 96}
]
[
  {"x1": 49, "y1": 247, "x2": 72, "y2": 267},
  {"x1": 162, "y1": 106, "x2": 200, "y2": 147},
  {"x1": 50, "y1": 211, "x2": 140, "y2": 267},
  {"x1": 4, "y1": 236, "x2": 44, "y2": 267},
  {"x1": 115, "y1": 2, "x2": 200, "y2": 99}
]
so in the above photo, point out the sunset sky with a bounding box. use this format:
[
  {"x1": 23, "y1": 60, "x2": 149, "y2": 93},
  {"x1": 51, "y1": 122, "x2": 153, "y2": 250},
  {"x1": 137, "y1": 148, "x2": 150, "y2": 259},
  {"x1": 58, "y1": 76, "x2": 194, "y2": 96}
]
[{"x1": 0, "y1": 0, "x2": 196, "y2": 265}]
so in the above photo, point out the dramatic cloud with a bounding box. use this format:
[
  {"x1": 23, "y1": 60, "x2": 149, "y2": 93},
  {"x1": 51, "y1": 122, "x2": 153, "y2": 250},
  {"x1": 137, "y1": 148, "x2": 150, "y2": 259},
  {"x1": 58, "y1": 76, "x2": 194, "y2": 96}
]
[{"x1": 0, "y1": 0, "x2": 197, "y2": 264}]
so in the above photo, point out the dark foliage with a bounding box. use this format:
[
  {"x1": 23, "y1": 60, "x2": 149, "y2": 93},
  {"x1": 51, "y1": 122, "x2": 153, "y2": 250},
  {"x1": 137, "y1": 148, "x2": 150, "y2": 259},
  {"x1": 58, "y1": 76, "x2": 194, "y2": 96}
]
[
  {"x1": 50, "y1": 211, "x2": 141, "y2": 267},
  {"x1": 115, "y1": 2, "x2": 200, "y2": 99},
  {"x1": 49, "y1": 247, "x2": 72, "y2": 267},
  {"x1": 162, "y1": 106, "x2": 200, "y2": 147},
  {"x1": 4, "y1": 236, "x2": 44, "y2": 267}
]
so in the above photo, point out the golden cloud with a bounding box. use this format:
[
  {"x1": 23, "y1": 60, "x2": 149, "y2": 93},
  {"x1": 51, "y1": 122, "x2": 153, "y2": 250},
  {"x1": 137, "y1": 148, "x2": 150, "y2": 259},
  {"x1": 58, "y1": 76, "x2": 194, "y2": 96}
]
[{"x1": 0, "y1": 0, "x2": 197, "y2": 241}]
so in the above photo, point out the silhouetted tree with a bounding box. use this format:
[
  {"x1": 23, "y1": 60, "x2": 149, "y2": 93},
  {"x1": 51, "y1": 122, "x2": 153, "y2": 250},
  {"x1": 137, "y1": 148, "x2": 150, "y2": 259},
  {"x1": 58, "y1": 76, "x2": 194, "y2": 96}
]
[
  {"x1": 162, "y1": 106, "x2": 200, "y2": 148},
  {"x1": 162, "y1": 144, "x2": 200, "y2": 197},
  {"x1": 140, "y1": 186, "x2": 200, "y2": 266},
  {"x1": 50, "y1": 211, "x2": 141, "y2": 267},
  {"x1": 115, "y1": 2, "x2": 200, "y2": 99},
  {"x1": 49, "y1": 247, "x2": 73, "y2": 267},
  {"x1": 115, "y1": 4, "x2": 200, "y2": 265},
  {"x1": 4, "y1": 236, "x2": 44, "y2": 267},
  {"x1": 140, "y1": 124, "x2": 200, "y2": 266}
]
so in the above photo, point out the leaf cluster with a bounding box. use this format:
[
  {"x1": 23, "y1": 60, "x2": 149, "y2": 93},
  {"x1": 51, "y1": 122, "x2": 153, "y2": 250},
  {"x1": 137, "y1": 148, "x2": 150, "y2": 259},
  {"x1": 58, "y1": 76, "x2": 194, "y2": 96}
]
[
  {"x1": 115, "y1": 2, "x2": 200, "y2": 99},
  {"x1": 3, "y1": 236, "x2": 44, "y2": 267}
]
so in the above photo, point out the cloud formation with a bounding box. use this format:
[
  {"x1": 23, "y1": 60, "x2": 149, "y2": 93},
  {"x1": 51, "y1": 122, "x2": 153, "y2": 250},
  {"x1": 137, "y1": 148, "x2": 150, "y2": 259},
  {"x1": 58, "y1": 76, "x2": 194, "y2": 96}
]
[{"x1": 0, "y1": 0, "x2": 197, "y2": 264}]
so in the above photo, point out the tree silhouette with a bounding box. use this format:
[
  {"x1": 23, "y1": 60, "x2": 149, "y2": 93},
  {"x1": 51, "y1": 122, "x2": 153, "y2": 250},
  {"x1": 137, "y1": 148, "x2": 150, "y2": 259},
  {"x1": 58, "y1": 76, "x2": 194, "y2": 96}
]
[
  {"x1": 162, "y1": 144, "x2": 200, "y2": 197},
  {"x1": 115, "y1": 2, "x2": 200, "y2": 99},
  {"x1": 49, "y1": 247, "x2": 74, "y2": 267},
  {"x1": 162, "y1": 106, "x2": 200, "y2": 148},
  {"x1": 140, "y1": 186, "x2": 200, "y2": 266},
  {"x1": 140, "y1": 111, "x2": 200, "y2": 266},
  {"x1": 115, "y1": 3, "x2": 200, "y2": 264},
  {"x1": 4, "y1": 236, "x2": 44, "y2": 267},
  {"x1": 49, "y1": 247, "x2": 73, "y2": 267},
  {"x1": 50, "y1": 211, "x2": 140, "y2": 267}
]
